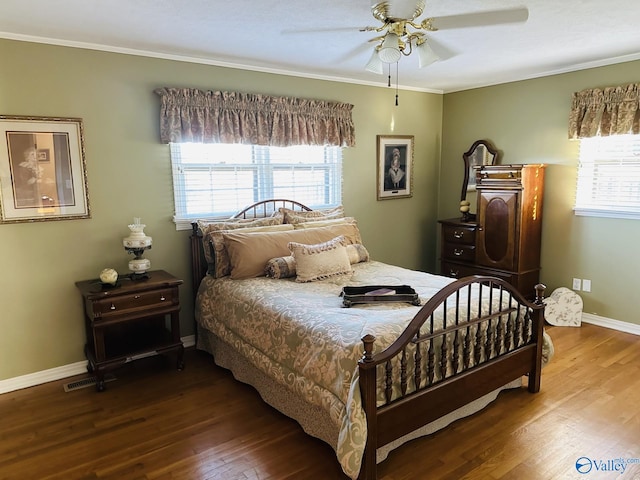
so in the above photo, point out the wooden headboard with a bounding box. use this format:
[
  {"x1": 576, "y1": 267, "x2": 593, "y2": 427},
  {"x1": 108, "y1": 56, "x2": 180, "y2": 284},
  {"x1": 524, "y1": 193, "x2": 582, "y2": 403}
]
[{"x1": 189, "y1": 199, "x2": 311, "y2": 296}]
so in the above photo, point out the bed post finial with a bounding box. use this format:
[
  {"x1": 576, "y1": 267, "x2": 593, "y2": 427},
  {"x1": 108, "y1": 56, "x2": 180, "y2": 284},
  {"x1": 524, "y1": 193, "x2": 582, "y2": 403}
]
[
  {"x1": 534, "y1": 283, "x2": 546, "y2": 306},
  {"x1": 361, "y1": 334, "x2": 376, "y2": 363}
]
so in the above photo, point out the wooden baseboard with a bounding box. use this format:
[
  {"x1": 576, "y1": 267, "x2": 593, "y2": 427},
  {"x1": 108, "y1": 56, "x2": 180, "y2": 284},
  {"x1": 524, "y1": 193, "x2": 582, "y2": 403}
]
[{"x1": 0, "y1": 335, "x2": 196, "y2": 395}]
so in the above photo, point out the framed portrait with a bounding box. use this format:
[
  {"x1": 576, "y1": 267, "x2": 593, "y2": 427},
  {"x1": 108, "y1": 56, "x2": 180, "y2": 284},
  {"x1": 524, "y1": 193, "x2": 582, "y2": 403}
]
[
  {"x1": 0, "y1": 115, "x2": 90, "y2": 223},
  {"x1": 376, "y1": 135, "x2": 414, "y2": 200}
]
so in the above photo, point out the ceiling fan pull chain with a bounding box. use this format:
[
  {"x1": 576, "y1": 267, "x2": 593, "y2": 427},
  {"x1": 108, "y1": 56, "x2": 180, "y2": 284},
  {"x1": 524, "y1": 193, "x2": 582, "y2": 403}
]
[
  {"x1": 395, "y1": 62, "x2": 399, "y2": 106},
  {"x1": 387, "y1": 63, "x2": 391, "y2": 87}
]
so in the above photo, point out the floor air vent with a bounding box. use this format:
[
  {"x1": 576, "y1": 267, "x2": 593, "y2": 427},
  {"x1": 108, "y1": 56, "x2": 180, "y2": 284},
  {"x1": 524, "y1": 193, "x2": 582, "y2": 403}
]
[{"x1": 63, "y1": 374, "x2": 116, "y2": 392}]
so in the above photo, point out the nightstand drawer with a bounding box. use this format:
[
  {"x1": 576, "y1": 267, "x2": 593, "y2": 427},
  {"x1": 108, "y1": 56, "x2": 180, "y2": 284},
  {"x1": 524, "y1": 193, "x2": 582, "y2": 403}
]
[
  {"x1": 442, "y1": 224, "x2": 476, "y2": 245},
  {"x1": 442, "y1": 244, "x2": 475, "y2": 262},
  {"x1": 92, "y1": 287, "x2": 177, "y2": 317}
]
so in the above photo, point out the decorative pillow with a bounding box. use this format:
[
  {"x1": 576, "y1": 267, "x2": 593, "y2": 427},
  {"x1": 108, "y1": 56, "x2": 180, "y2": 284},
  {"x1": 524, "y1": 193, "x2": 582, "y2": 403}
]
[
  {"x1": 293, "y1": 220, "x2": 363, "y2": 245},
  {"x1": 197, "y1": 213, "x2": 284, "y2": 237},
  {"x1": 346, "y1": 243, "x2": 370, "y2": 264},
  {"x1": 292, "y1": 216, "x2": 356, "y2": 229},
  {"x1": 223, "y1": 223, "x2": 362, "y2": 280},
  {"x1": 265, "y1": 243, "x2": 369, "y2": 279},
  {"x1": 288, "y1": 236, "x2": 352, "y2": 283},
  {"x1": 197, "y1": 215, "x2": 285, "y2": 275},
  {"x1": 265, "y1": 255, "x2": 297, "y2": 279},
  {"x1": 280, "y1": 205, "x2": 344, "y2": 224},
  {"x1": 207, "y1": 224, "x2": 294, "y2": 278}
]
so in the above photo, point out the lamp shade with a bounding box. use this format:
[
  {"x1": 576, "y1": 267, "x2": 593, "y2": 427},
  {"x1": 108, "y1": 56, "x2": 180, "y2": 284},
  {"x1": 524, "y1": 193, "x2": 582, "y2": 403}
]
[
  {"x1": 378, "y1": 33, "x2": 401, "y2": 63},
  {"x1": 417, "y1": 41, "x2": 440, "y2": 68},
  {"x1": 365, "y1": 49, "x2": 384, "y2": 74}
]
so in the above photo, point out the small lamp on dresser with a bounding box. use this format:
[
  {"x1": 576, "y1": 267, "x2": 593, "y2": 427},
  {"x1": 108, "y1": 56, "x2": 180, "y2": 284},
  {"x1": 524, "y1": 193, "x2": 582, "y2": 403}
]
[{"x1": 123, "y1": 217, "x2": 152, "y2": 279}]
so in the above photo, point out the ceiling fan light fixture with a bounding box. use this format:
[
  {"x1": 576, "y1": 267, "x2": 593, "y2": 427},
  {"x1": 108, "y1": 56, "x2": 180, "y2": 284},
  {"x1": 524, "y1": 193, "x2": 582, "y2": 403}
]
[
  {"x1": 416, "y1": 41, "x2": 440, "y2": 68},
  {"x1": 378, "y1": 33, "x2": 402, "y2": 63},
  {"x1": 365, "y1": 49, "x2": 384, "y2": 74}
]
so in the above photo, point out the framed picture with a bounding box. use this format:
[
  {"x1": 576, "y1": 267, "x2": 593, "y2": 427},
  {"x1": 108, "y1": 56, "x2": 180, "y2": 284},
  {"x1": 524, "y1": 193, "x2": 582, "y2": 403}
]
[
  {"x1": 376, "y1": 135, "x2": 414, "y2": 200},
  {"x1": 0, "y1": 115, "x2": 90, "y2": 223}
]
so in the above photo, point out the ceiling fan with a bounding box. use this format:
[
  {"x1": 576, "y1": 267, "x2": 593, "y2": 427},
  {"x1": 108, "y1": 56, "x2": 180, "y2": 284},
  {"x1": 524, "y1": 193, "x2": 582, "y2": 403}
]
[{"x1": 361, "y1": 0, "x2": 529, "y2": 73}]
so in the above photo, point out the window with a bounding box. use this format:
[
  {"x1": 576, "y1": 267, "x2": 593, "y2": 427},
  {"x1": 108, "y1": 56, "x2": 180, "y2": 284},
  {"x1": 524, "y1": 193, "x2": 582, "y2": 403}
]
[
  {"x1": 170, "y1": 143, "x2": 342, "y2": 229},
  {"x1": 575, "y1": 134, "x2": 640, "y2": 219}
]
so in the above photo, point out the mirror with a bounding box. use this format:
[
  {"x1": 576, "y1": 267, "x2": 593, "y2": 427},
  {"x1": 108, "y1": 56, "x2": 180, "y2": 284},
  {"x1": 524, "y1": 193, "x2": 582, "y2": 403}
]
[{"x1": 461, "y1": 140, "x2": 498, "y2": 200}]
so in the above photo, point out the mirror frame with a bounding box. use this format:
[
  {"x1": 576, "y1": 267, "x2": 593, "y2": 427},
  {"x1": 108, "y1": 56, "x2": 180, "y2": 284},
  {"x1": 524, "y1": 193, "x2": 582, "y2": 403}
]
[{"x1": 461, "y1": 139, "x2": 499, "y2": 202}]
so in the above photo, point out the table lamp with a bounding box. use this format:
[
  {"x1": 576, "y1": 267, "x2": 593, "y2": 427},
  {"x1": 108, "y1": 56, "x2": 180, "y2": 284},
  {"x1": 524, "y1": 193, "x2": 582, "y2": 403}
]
[{"x1": 123, "y1": 217, "x2": 152, "y2": 279}]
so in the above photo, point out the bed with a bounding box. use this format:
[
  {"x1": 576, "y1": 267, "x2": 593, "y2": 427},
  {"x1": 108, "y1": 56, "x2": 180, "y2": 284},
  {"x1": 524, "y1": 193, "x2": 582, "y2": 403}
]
[{"x1": 190, "y1": 199, "x2": 553, "y2": 480}]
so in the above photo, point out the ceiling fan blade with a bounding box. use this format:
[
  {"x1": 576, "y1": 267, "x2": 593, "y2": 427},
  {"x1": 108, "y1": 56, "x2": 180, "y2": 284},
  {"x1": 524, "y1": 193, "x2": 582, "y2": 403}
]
[
  {"x1": 281, "y1": 26, "x2": 366, "y2": 34},
  {"x1": 428, "y1": 7, "x2": 529, "y2": 31},
  {"x1": 336, "y1": 42, "x2": 374, "y2": 65}
]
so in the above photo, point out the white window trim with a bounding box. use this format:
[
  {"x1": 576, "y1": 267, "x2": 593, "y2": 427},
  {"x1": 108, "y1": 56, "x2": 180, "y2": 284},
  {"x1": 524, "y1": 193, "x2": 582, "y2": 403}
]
[{"x1": 573, "y1": 207, "x2": 640, "y2": 220}]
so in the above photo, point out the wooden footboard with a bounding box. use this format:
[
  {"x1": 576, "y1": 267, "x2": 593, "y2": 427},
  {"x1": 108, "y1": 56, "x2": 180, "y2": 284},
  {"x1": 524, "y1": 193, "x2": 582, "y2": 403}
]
[{"x1": 357, "y1": 277, "x2": 545, "y2": 480}]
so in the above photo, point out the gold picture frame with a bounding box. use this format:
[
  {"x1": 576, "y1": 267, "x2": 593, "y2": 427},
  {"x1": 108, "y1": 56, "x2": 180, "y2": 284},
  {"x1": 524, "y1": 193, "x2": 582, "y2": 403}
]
[
  {"x1": 376, "y1": 135, "x2": 414, "y2": 200},
  {"x1": 0, "y1": 115, "x2": 90, "y2": 223}
]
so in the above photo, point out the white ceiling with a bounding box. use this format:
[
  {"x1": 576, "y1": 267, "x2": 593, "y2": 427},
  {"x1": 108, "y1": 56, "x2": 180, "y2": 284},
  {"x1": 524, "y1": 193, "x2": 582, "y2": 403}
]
[{"x1": 1, "y1": 0, "x2": 639, "y2": 93}]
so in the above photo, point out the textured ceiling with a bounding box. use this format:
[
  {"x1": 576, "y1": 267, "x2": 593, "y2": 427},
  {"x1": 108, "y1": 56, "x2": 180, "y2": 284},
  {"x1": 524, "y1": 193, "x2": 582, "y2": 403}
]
[{"x1": 1, "y1": 0, "x2": 639, "y2": 93}]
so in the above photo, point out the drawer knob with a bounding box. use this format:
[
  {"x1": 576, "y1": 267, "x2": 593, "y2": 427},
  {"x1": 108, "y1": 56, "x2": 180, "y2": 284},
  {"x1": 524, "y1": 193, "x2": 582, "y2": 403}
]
[
  {"x1": 160, "y1": 295, "x2": 166, "y2": 301},
  {"x1": 453, "y1": 248, "x2": 464, "y2": 256},
  {"x1": 453, "y1": 230, "x2": 464, "y2": 239},
  {"x1": 449, "y1": 269, "x2": 459, "y2": 277},
  {"x1": 134, "y1": 295, "x2": 141, "y2": 299},
  {"x1": 110, "y1": 303, "x2": 116, "y2": 310}
]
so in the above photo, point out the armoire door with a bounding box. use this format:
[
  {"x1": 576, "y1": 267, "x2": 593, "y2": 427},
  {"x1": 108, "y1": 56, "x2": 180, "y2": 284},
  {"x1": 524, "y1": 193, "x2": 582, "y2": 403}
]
[{"x1": 476, "y1": 190, "x2": 519, "y2": 270}]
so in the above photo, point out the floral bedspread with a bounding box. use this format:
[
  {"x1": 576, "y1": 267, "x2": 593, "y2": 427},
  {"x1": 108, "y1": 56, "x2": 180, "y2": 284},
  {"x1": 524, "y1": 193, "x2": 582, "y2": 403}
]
[{"x1": 195, "y1": 261, "x2": 546, "y2": 479}]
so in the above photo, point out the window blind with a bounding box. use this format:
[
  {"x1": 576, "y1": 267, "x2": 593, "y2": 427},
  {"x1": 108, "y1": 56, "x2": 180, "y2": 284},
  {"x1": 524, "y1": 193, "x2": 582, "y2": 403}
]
[
  {"x1": 575, "y1": 134, "x2": 640, "y2": 219},
  {"x1": 170, "y1": 143, "x2": 342, "y2": 230}
]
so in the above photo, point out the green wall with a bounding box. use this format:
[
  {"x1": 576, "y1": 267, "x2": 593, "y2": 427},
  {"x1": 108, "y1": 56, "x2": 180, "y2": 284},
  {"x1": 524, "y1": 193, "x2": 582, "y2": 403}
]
[
  {"x1": 440, "y1": 61, "x2": 640, "y2": 326},
  {"x1": 0, "y1": 39, "x2": 443, "y2": 380},
  {"x1": 2, "y1": 36, "x2": 637, "y2": 383}
]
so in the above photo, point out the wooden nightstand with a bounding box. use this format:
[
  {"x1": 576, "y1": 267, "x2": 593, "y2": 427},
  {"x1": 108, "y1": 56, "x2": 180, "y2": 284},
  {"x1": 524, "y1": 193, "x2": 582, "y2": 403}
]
[{"x1": 75, "y1": 270, "x2": 184, "y2": 391}]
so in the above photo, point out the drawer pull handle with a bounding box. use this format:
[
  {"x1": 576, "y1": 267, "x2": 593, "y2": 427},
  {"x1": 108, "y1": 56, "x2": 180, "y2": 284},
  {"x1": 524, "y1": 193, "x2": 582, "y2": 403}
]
[
  {"x1": 453, "y1": 248, "x2": 464, "y2": 256},
  {"x1": 134, "y1": 295, "x2": 141, "y2": 299},
  {"x1": 453, "y1": 230, "x2": 464, "y2": 239},
  {"x1": 449, "y1": 269, "x2": 459, "y2": 277},
  {"x1": 160, "y1": 295, "x2": 166, "y2": 301},
  {"x1": 110, "y1": 303, "x2": 116, "y2": 310}
]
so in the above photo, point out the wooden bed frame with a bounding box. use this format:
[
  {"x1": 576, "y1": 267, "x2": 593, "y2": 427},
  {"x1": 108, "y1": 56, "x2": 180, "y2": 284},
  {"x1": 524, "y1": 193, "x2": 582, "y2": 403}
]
[{"x1": 190, "y1": 199, "x2": 546, "y2": 480}]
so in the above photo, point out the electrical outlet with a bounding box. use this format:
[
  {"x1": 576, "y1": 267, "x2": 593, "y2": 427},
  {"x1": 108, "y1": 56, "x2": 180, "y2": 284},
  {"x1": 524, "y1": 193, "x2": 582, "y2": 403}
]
[
  {"x1": 582, "y1": 279, "x2": 591, "y2": 292},
  {"x1": 572, "y1": 278, "x2": 582, "y2": 290}
]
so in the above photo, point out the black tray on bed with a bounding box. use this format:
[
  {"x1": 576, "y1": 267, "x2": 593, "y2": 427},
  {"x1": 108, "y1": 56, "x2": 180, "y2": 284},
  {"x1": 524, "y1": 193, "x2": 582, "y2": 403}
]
[{"x1": 340, "y1": 285, "x2": 421, "y2": 307}]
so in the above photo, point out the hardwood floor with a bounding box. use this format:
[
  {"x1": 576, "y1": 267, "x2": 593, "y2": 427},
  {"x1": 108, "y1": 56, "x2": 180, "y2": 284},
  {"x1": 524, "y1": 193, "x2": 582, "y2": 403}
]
[{"x1": 1, "y1": 323, "x2": 639, "y2": 480}]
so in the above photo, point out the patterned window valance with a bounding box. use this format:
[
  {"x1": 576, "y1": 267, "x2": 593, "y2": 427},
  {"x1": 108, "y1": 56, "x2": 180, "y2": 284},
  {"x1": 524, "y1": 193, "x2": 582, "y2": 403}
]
[
  {"x1": 155, "y1": 88, "x2": 355, "y2": 147},
  {"x1": 569, "y1": 83, "x2": 640, "y2": 139}
]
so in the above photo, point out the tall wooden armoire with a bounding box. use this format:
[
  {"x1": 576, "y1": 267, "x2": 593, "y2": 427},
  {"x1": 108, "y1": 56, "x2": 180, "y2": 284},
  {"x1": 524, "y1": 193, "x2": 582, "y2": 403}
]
[{"x1": 439, "y1": 164, "x2": 545, "y2": 297}]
